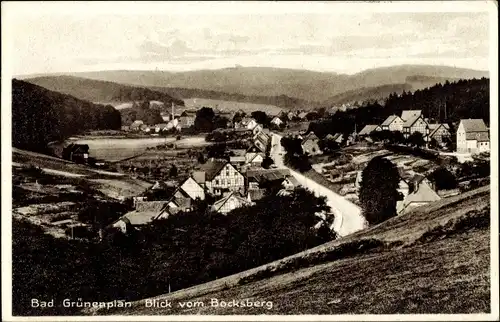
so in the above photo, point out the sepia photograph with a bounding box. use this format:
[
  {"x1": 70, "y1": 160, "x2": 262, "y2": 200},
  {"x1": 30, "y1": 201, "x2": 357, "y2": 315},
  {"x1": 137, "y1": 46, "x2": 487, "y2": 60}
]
[{"x1": 1, "y1": 1, "x2": 498, "y2": 321}]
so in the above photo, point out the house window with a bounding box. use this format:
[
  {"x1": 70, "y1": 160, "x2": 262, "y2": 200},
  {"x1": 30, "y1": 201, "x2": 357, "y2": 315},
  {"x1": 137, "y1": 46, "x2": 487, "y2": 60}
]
[
  {"x1": 215, "y1": 179, "x2": 219, "y2": 185},
  {"x1": 222, "y1": 179, "x2": 226, "y2": 186}
]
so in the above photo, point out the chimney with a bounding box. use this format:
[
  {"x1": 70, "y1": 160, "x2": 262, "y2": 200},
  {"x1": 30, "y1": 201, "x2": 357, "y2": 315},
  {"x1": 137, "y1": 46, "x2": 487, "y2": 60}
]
[{"x1": 171, "y1": 102, "x2": 175, "y2": 120}]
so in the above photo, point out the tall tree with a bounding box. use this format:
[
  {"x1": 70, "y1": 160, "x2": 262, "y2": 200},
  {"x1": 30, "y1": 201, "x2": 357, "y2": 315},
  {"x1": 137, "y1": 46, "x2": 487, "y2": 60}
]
[
  {"x1": 251, "y1": 111, "x2": 269, "y2": 126},
  {"x1": 194, "y1": 107, "x2": 215, "y2": 132},
  {"x1": 359, "y1": 156, "x2": 400, "y2": 225}
]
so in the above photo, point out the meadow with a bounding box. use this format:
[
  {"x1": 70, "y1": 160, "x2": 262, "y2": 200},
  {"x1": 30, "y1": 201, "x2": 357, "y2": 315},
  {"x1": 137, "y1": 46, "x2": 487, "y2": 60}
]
[{"x1": 70, "y1": 136, "x2": 208, "y2": 162}]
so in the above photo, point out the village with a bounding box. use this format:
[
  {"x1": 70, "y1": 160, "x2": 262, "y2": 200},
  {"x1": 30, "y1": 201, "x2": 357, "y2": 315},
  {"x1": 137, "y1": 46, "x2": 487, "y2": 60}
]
[{"x1": 28, "y1": 99, "x2": 489, "y2": 240}]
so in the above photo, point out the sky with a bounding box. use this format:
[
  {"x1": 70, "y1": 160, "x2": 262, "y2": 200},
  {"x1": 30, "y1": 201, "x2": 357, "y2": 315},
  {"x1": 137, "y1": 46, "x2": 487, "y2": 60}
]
[{"x1": 3, "y1": 1, "x2": 495, "y2": 76}]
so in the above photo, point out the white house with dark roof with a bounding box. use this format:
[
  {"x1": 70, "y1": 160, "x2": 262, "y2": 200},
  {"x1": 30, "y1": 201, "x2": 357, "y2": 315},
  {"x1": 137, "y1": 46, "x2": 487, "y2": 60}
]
[
  {"x1": 397, "y1": 179, "x2": 441, "y2": 215},
  {"x1": 212, "y1": 191, "x2": 253, "y2": 214},
  {"x1": 456, "y1": 119, "x2": 490, "y2": 154},
  {"x1": 381, "y1": 115, "x2": 404, "y2": 132},
  {"x1": 270, "y1": 116, "x2": 284, "y2": 127}
]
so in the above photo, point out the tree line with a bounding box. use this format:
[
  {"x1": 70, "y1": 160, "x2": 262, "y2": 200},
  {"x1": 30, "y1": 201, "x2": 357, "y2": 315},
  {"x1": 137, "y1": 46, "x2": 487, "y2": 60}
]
[
  {"x1": 12, "y1": 79, "x2": 121, "y2": 153},
  {"x1": 310, "y1": 78, "x2": 489, "y2": 139}
]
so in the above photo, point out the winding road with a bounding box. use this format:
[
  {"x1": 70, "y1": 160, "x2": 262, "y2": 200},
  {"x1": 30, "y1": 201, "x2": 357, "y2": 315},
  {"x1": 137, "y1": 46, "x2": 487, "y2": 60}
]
[{"x1": 270, "y1": 133, "x2": 367, "y2": 237}]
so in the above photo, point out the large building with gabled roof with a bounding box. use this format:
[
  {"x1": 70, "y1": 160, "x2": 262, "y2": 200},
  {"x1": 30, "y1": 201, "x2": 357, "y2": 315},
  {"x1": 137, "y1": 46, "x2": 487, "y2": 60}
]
[{"x1": 456, "y1": 119, "x2": 490, "y2": 154}]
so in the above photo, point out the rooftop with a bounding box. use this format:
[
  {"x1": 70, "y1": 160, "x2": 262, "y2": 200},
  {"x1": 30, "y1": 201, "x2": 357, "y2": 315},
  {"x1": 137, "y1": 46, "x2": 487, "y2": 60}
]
[
  {"x1": 460, "y1": 119, "x2": 488, "y2": 133},
  {"x1": 401, "y1": 110, "x2": 422, "y2": 121}
]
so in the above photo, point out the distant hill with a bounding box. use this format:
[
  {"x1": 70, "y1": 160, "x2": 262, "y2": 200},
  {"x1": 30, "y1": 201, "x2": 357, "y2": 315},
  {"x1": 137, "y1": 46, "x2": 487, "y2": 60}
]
[
  {"x1": 20, "y1": 65, "x2": 488, "y2": 111},
  {"x1": 150, "y1": 86, "x2": 317, "y2": 111},
  {"x1": 24, "y1": 65, "x2": 487, "y2": 103},
  {"x1": 12, "y1": 79, "x2": 121, "y2": 153},
  {"x1": 24, "y1": 75, "x2": 184, "y2": 107}
]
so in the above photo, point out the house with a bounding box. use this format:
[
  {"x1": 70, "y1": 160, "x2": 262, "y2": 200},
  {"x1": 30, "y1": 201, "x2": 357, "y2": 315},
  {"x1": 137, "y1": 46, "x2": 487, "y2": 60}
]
[
  {"x1": 252, "y1": 123, "x2": 264, "y2": 136},
  {"x1": 254, "y1": 130, "x2": 271, "y2": 153},
  {"x1": 111, "y1": 200, "x2": 170, "y2": 233},
  {"x1": 287, "y1": 111, "x2": 296, "y2": 121},
  {"x1": 301, "y1": 132, "x2": 322, "y2": 155},
  {"x1": 154, "y1": 123, "x2": 169, "y2": 133},
  {"x1": 297, "y1": 112, "x2": 308, "y2": 120},
  {"x1": 194, "y1": 160, "x2": 245, "y2": 196},
  {"x1": 245, "y1": 145, "x2": 265, "y2": 164},
  {"x1": 456, "y1": 119, "x2": 490, "y2": 154},
  {"x1": 358, "y1": 124, "x2": 382, "y2": 137},
  {"x1": 229, "y1": 148, "x2": 247, "y2": 168},
  {"x1": 397, "y1": 179, "x2": 441, "y2": 215},
  {"x1": 130, "y1": 120, "x2": 144, "y2": 131},
  {"x1": 427, "y1": 123, "x2": 451, "y2": 144},
  {"x1": 381, "y1": 115, "x2": 404, "y2": 132},
  {"x1": 246, "y1": 168, "x2": 299, "y2": 201},
  {"x1": 346, "y1": 132, "x2": 357, "y2": 146},
  {"x1": 212, "y1": 191, "x2": 253, "y2": 214},
  {"x1": 270, "y1": 116, "x2": 284, "y2": 127},
  {"x1": 247, "y1": 153, "x2": 264, "y2": 167},
  {"x1": 332, "y1": 133, "x2": 344, "y2": 144},
  {"x1": 401, "y1": 110, "x2": 422, "y2": 121},
  {"x1": 160, "y1": 112, "x2": 171, "y2": 122},
  {"x1": 165, "y1": 188, "x2": 196, "y2": 214},
  {"x1": 402, "y1": 114, "x2": 429, "y2": 138},
  {"x1": 140, "y1": 124, "x2": 151, "y2": 133},
  {"x1": 179, "y1": 110, "x2": 196, "y2": 128},
  {"x1": 178, "y1": 176, "x2": 206, "y2": 201},
  {"x1": 121, "y1": 125, "x2": 130, "y2": 131},
  {"x1": 62, "y1": 143, "x2": 90, "y2": 163},
  {"x1": 166, "y1": 118, "x2": 181, "y2": 131},
  {"x1": 246, "y1": 118, "x2": 259, "y2": 130}
]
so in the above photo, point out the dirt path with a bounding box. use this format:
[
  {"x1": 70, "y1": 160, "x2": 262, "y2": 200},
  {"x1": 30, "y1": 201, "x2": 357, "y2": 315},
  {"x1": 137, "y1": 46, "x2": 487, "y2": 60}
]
[{"x1": 270, "y1": 133, "x2": 367, "y2": 237}]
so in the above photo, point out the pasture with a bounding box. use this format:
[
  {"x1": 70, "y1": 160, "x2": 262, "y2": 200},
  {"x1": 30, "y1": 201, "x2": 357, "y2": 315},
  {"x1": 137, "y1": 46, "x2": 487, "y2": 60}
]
[{"x1": 70, "y1": 136, "x2": 209, "y2": 162}]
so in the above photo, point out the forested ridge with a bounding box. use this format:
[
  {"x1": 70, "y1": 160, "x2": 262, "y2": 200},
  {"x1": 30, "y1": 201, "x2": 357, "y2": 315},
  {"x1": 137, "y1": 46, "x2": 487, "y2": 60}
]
[
  {"x1": 12, "y1": 79, "x2": 122, "y2": 152},
  {"x1": 311, "y1": 78, "x2": 489, "y2": 138}
]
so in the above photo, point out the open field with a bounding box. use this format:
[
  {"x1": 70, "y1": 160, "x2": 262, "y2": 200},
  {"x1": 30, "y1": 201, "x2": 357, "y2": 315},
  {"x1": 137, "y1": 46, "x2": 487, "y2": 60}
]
[
  {"x1": 90, "y1": 186, "x2": 490, "y2": 315},
  {"x1": 69, "y1": 136, "x2": 208, "y2": 161},
  {"x1": 184, "y1": 98, "x2": 283, "y2": 115},
  {"x1": 13, "y1": 148, "x2": 152, "y2": 200}
]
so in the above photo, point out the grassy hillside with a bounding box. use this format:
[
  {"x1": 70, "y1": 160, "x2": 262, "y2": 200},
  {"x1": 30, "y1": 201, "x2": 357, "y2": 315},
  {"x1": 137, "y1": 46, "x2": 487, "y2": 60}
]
[
  {"x1": 12, "y1": 79, "x2": 121, "y2": 153},
  {"x1": 91, "y1": 186, "x2": 491, "y2": 315},
  {"x1": 24, "y1": 75, "x2": 184, "y2": 106},
  {"x1": 31, "y1": 65, "x2": 488, "y2": 103}
]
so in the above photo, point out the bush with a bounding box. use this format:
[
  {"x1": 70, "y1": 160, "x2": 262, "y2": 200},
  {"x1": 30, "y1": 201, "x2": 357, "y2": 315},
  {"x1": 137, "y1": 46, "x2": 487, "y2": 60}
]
[
  {"x1": 428, "y1": 167, "x2": 458, "y2": 190},
  {"x1": 359, "y1": 156, "x2": 400, "y2": 225}
]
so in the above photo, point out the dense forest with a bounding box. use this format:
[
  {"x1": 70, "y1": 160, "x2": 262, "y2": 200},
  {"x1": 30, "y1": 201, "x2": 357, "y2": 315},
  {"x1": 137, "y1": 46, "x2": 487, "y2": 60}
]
[
  {"x1": 119, "y1": 101, "x2": 165, "y2": 125},
  {"x1": 25, "y1": 76, "x2": 185, "y2": 106},
  {"x1": 12, "y1": 79, "x2": 122, "y2": 152},
  {"x1": 310, "y1": 78, "x2": 489, "y2": 138},
  {"x1": 12, "y1": 188, "x2": 333, "y2": 315}
]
